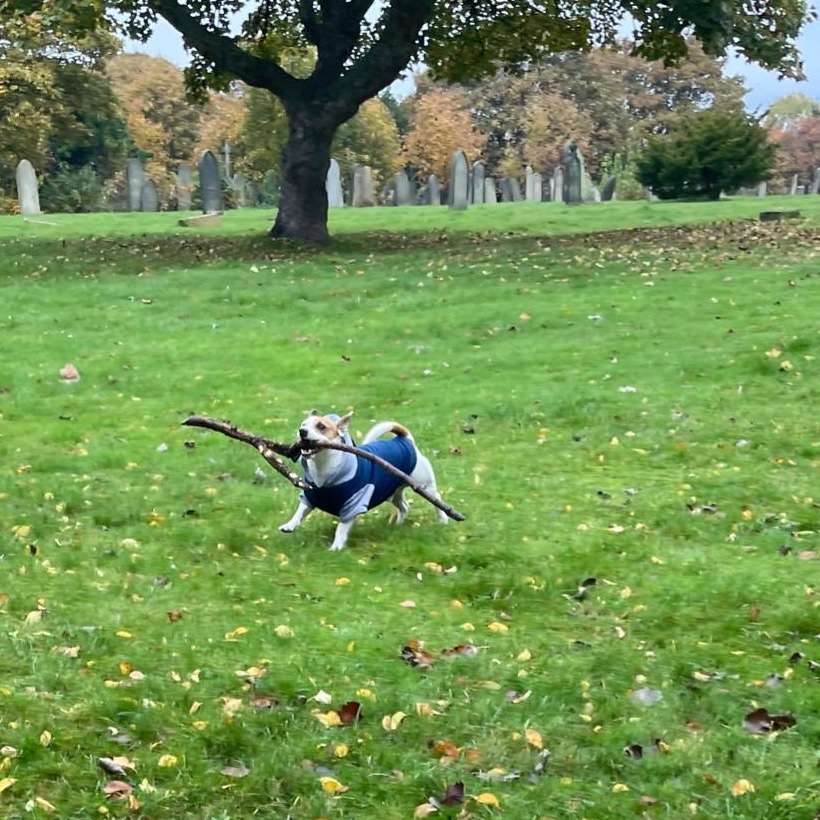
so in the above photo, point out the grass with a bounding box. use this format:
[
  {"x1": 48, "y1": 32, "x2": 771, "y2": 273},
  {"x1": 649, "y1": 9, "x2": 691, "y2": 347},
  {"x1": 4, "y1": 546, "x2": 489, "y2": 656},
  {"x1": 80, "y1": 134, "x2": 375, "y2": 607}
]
[{"x1": 0, "y1": 200, "x2": 818, "y2": 819}]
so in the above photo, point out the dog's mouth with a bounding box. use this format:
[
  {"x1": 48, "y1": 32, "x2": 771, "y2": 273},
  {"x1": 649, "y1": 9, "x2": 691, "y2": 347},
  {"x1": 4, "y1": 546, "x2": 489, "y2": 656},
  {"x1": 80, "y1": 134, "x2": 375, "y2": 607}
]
[{"x1": 300, "y1": 446, "x2": 319, "y2": 458}]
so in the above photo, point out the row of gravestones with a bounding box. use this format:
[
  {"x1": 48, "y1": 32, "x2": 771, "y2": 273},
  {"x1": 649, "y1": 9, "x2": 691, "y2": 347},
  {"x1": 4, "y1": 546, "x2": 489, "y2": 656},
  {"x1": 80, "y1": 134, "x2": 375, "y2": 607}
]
[{"x1": 325, "y1": 144, "x2": 615, "y2": 209}]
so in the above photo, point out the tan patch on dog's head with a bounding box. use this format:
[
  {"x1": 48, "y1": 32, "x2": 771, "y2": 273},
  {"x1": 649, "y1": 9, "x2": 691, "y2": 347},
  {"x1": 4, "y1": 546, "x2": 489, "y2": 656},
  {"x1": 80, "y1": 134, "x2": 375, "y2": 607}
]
[{"x1": 299, "y1": 410, "x2": 353, "y2": 443}]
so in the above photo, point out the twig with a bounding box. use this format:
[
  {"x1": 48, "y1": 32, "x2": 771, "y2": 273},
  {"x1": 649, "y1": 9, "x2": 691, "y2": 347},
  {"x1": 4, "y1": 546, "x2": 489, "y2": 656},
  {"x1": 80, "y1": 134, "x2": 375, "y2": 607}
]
[
  {"x1": 181, "y1": 414, "x2": 465, "y2": 521},
  {"x1": 183, "y1": 415, "x2": 308, "y2": 489}
]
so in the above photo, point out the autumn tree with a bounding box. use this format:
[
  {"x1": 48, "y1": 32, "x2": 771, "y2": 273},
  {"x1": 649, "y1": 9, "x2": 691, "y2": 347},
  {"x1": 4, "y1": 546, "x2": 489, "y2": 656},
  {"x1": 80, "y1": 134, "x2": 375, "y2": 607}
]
[
  {"x1": 402, "y1": 87, "x2": 484, "y2": 181},
  {"x1": 636, "y1": 109, "x2": 776, "y2": 200},
  {"x1": 5, "y1": 0, "x2": 809, "y2": 240},
  {"x1": 770, "y1": 114, "x2": 820, "y2": 190}
]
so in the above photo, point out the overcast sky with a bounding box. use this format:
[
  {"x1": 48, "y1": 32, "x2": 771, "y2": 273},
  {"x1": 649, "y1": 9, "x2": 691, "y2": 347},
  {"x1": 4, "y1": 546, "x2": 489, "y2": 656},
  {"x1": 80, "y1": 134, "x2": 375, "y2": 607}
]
[{"x1": 127, "y1": 16, "x2": 820, "y2": 112}]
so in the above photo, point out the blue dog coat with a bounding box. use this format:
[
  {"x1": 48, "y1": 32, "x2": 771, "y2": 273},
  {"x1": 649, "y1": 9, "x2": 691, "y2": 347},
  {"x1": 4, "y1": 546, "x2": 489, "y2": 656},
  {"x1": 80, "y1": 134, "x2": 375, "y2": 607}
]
[{"x1": 301, "y1": 436, "x2": 417, "y2": 522}]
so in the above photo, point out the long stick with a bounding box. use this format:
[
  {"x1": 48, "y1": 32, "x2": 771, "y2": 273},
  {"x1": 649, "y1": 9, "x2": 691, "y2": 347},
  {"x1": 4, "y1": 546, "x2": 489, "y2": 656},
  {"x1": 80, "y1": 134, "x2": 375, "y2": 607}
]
[{"x1": 182, "y1": 414, "x2": 466, "y2": 522}]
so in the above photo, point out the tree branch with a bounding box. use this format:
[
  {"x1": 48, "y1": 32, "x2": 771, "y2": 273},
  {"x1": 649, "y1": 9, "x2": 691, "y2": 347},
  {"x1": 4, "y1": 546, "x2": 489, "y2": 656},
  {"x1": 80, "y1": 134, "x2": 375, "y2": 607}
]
[
  {"x1": 182, "y1": 414, "x2": 466, "y2": 522},
  {"x1": 320, "y1": 0, "x2": 435, "y2": 112},
  {"x1": 150, "y1": 0, "x2": 301, "y2": 99}
]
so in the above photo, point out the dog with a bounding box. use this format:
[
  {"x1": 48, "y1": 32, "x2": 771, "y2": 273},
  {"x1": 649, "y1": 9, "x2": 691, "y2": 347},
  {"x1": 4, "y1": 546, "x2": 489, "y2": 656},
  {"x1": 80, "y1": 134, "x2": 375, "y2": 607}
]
[{"x1": 278, "y1": 411, "x2": 447, "y2": 550}]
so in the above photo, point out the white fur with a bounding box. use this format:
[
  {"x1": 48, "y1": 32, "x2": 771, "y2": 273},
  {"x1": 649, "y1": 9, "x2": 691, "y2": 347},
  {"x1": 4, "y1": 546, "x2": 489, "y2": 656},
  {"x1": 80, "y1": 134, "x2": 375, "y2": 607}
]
[{"x1": 279, "y1": 411, "x2": 447, "y2": 550}]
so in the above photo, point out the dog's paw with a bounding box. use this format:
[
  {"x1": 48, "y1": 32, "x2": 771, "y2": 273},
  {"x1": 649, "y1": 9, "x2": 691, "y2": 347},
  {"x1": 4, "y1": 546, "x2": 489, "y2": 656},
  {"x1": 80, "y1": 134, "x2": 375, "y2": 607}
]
[
  {"x1": 328, "y1": 542, "x2": 346, "y2": 552},
  {"x1": 279, "y1": 523, "x2": 296, "y2": 533}
]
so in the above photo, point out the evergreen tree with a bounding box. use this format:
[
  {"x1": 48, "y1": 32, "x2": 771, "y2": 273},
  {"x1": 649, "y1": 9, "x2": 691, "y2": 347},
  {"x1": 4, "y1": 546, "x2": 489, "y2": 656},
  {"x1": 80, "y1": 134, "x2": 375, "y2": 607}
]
[{"x1": 635, "y1": 109, "x2": 776, "y2": 200}]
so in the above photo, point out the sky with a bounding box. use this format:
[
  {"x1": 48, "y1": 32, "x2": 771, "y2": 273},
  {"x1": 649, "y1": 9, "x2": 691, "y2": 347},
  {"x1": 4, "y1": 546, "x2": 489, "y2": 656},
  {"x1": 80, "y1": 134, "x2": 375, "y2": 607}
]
[{"x1": 127, "y1": 15, "x2": 820, "y2": 112}]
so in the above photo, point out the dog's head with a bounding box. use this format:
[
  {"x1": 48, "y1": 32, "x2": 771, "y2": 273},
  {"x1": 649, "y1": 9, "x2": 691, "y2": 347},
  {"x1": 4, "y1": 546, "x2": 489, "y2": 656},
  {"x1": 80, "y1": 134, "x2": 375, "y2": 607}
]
[{"x1": 298, "y1": 410, "x2": 353, "y2": 458}]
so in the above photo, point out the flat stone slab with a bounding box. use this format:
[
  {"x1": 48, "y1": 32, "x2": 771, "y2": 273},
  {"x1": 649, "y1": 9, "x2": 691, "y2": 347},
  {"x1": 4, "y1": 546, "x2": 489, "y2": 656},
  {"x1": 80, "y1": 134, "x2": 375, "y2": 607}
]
[
  {"x1": 178, "y1": 213, "x2": 222, "y2": 228},
  {"x1": 759, "y1": 210, "x2": 802, "y2": 222}
]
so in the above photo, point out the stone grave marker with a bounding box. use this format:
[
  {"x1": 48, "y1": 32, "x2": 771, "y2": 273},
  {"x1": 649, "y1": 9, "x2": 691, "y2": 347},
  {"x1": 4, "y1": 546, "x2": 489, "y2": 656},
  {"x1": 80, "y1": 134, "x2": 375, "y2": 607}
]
[
  {"x1": 394, "y1": 170, "x2": 414, "y2": 206},
  {"x1": 15, "y1": 159, "x2": 40, "y2": 215},
  {"x1": 126, "y1": 158, "x2": 143, "y2": 211},
  {"x1": 448, "y1": 149, "x2": 469, "y2": 210},
  {"x1": 326, "y1": 159, "x2": 344, "y2": 207},
  {"x1": 141, "y1": 178, "x2": 159, "y2": 212},
  {"x1": 176, "y1": 163, "x2": 193, "y2": 210},
  {"x1": 810, "y1": 167, "x2": 820, "y2": 195},
  {"x1": 499, "y1": 177, "x2": 513, "y2": 203},
  {"x1": 601, "y1": 176, "x2": 617, "y2": 201},
  {"x1": 563, "y1": 141, "x2": 583, "y2": 204},
  {"x1": 552, "y1": 167, "x2": 565, "y2": 203},
  {"x1": 472, "y1": 162, "x2": 485, "y2": 204},
  {"x1": 509, "y1": 178, "x2": 523, "y2": 202},
  {"x1": 789, "y1": 174, "x2": 798, "y2": 195},
  {"x1": 427, "y1": 174, "x2": 441, "y2": 205},
  {"x1": 199, "y1": 149, "x2": 223, "y2": 213},
  {"x1": 352, "y1": 165, "x2": 375, "y2": 207},
  {"x1": 756, "y1": 181, "x2": 767, "y2": 197},
  {"x1": 484, "y1": 177, "x2": 497, "y2": 203},
  {"x1": 525, "y1": 166, "x2": 538, "y2": 202}
]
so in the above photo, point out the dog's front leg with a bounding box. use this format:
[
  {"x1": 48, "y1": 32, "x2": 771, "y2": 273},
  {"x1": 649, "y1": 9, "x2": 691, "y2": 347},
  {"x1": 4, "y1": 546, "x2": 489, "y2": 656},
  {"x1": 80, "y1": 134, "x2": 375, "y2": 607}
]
[
  {"x1": 279, "y1": 500, "x2": 313, "y2": 533},
  {"x1": 329, "y1": 518, "x2": 355, "y2": 551}
]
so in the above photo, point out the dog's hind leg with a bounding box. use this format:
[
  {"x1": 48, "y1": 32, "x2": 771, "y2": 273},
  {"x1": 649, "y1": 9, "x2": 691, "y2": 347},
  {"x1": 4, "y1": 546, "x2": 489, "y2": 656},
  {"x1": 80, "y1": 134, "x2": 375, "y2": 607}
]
[
  {"x1": 412, "y1": 455, "x2": 449, "y2": 524},
  {"x1": 329, "y1": 518, "x2": 355, "y2": 551},
  {"x1": 391, "y1": 488, "x2": 410, "y2": 524}
]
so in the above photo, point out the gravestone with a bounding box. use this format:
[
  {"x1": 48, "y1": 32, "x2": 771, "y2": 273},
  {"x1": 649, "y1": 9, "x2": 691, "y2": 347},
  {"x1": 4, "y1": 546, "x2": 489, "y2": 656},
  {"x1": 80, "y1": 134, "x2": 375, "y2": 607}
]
[
  {"x1": 15, "y1": 159, "x2": 40, "y2": 215},
  {"x1": 326, "y1": 159, "x2": 344, "y2": 207},
  {"x1": 484, "y1": 177, "x2": 497, "y2": 203},
  {"x1": 448, "y1": 149, "x2": 469, "y2": 210},
  {"x1": 427, "y1": 174, "x2": 441, "y2": 205},
  {"x1": 352, "y1": 165, "x2": 375, "y2": 207},
  {"x1": 525, "y1": 166, "x2": 539, "y2": 202},
  {"x1": 601, "y1": 176, "x2": 617, "y2": 201},
  {"x1": 810, "y1": 167, "x2": 820, "y2": 195},
  {"x1": 789, "y1": 174, "x2": 798, "y2": 196},
  {"x1": 532, "y1": 172, "x2": 543, "y2": 202},
  {"x1": 176, "y1": 163, "x2": 193, "y2": 210},
  {"x1": 509, "y1": 178, "x2": 523, "y2": 202},
  {"x1": 232, "y1": 172, "x2": 249, "y2": 207},
  {"x1": 552, "y1": 167, "x2": 564, "y2": 203},
  {"x1": 394, "y1": 170, "x2": 414, "y2": 206},
  {"x1": 199, "y1": 149, "x2": 223, "y2": 213},
  {"x1": 140, "y1": 178, "x2": 159, "y2": 212},
  {"x1": 126, "y1": 158, "x2": 144, "y2": 212},
  {"x1": 472, "y1": 162, "x2": 486, "y2": 204},
  {"x1": 563, "y1": 141, "x2": 583, "y2": 204},
  {"x1": 756, "y1": 181, "x2": 767, "y2": 197},
  {"x1": 499, "y1": 177, "x2": 513, "y2": 203}
]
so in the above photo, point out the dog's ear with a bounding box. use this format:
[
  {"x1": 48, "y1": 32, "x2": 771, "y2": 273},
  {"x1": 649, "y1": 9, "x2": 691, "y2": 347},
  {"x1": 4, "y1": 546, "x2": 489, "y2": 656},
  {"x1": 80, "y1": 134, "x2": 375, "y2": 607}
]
[
  {"x1": 308, "y1": 409, "x2": 319, "y2": 417},
  {"x1": 337, "y1": 411, "x2": 354, "y2": 430}
]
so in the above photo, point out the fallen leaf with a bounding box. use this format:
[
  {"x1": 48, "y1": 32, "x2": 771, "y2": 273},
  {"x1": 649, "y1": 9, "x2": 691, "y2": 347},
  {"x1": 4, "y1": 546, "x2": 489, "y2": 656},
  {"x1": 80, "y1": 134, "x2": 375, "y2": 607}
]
[
  {"x1": 474, "y1": 792, "x2": 501, "y2": 807},
  {"x1": 102, "y1": 780, "x2": 133, "y2": 799},
  {"x1": 525, "y1": 728, "x2": 543, "y2": 750},
  {"x1": 337, "y1": 701, "x2": 362, "y2": 725},
  {"x1": 220, "y1": 765, "x2": 250, "y2": 778},
  {"x1": 430, "y1": 740, "x2": 460, "y2": 760},
  {"x1": 381, "y1": 711, "x2": 406, "y2": 731},
  {"x1": 487, "y1": 621, "x2": 508, "y2": 633},
  {"x1": 0, "y1": 777, "x2": 16, "y2": 794},
  {"x1": 742, "y1": 708, "x2": 796, "y2": 734},
  {"x1": 157, "y1": 754, "x2": 178, "y2": 768},
  {"x1": 98, "y1": 757, "x2": 128, "y2": 776},
  {"x1": 414, "y1": 802, "x2": 439, "y2": 818},
  {"x1": 630, "y1": 687, "x2": 662, "y2": 706},
  {"x1": 730, "y1": 779, "x2": 755, "y2": 796},
  {"x1": 319, "y1": 776, "x2": 348, "y2": 794},
  {"x1": 440, "y1": 781, "x2": 464, "y2": 806}
]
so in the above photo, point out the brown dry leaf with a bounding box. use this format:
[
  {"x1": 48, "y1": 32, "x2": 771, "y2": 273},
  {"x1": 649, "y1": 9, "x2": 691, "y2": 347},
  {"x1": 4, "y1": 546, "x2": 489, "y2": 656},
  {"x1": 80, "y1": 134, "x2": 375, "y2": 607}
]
[
  {"x1": 167, "y1": 610, "x2": 183, "y2": 622},
  {"x1": 401, "y1": 643, "x2": 437, "y2": 669},
  {"x1": 440, "y1": 781, "x2": 465, "y2": 806},
  {"x1": 730, "y1": 779, "x2": 755, "y2": 796},
  {"x1": 525, "y1": 728, "x2": 543, "y2": 750},
  {"x1": 337, "y1": 701, "x2": 362, "y2": 725},
  {"x1": 102, "y1": 780, "x2": 133, "y2": 799},
  {"x1": 440, "y1": 644, "x2": 478, "y2": 658},
  {"x1": 430, "y1": 740, "x2": 460, "y2": 760},
  {"x1": 742, "y1": 707, "x2": 797, "y2": 734}
]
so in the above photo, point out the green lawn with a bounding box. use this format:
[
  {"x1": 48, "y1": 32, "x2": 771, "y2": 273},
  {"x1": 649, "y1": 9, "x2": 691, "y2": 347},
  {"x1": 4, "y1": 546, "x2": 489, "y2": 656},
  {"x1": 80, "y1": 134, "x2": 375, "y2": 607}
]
[{"x1": 0, "y1": 201, "x2": 818, "y2": 819}]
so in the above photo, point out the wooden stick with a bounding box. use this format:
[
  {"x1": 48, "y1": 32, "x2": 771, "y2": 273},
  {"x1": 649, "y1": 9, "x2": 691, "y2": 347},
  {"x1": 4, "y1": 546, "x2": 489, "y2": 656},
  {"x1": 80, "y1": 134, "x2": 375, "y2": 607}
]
[{"x1": 181, "y1": 414, "x2": 465, "y2": 521}]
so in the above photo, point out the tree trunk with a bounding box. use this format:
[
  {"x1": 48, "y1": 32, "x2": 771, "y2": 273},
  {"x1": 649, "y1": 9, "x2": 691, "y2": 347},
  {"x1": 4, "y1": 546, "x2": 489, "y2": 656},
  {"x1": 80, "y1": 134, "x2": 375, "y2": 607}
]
[{"x1": 270, "y1": 104, "x2": 337, "y2": 243}]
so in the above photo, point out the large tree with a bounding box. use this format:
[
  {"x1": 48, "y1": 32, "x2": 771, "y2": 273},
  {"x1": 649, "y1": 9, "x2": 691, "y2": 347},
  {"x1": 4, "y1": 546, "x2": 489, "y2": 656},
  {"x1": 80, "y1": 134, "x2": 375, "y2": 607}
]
[{"x1": 3, "y1": 0, "x2": 809, "y2": 240}]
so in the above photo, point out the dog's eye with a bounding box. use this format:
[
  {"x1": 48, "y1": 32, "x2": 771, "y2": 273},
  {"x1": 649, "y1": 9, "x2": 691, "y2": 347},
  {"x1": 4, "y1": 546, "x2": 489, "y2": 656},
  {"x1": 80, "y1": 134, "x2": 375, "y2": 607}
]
[{"x1": 315, "y1": 422, "x2": 326, "y2": 431}]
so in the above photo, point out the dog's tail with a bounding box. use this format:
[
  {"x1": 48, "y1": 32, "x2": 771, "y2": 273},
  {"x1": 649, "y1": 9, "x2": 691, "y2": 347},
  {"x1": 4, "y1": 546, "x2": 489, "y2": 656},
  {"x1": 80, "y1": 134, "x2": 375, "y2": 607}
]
[{"x1": 361, "y1": 421, "x2": 414, "y2": 444}]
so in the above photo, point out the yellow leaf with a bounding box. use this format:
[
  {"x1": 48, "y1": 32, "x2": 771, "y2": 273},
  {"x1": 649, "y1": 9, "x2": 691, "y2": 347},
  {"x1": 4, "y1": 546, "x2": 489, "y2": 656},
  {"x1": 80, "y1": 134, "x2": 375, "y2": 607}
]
[
  {"x1": 381, "y1": 711, "x2": 406, "y2": 731},
  {"x1": 274, "y1": 625, "x2": 294, "y2": 638},
  {"x1": 0, "y1": 777, "x2": 16, "y2": 793},
  {"x1": 189, "y1": 702, "x2": 202, "y2": 715},
  {"x1": 319, "y1": 776, "x2": 348, "y2": 794},
  {"x1": 192, "y1": 721, "x2": 208, "y2": 731},
  {"x1": 34, "y1": 796, "x2": 56, "y2": 811},
  {"x1": 516, "y1": 649, "x2": 532, "y2": 662},
  {"x1": 730, "y1": 779, "x2": 755, "y2": 796},
  {"x1": 474, "y1": 792, "x2": 501, "y2": 808},
  {"x1": 24, "y1": 610, "x2": 43, "y2": 624},
  {"x1": 39, "y1": 730, "x2": 52, "y2": 746},
  {"x1": 115, "y1": 631, "x2": 132, "y2": 639},
  {"x1": 334, "y1": 577, "x2": 350, "y2": 586},
  {"x1": 224, "y1": 627, "x2": 249, "y2": 641},
  {"x1": 487, "y1": 621, "x2": 508, "y2": 633},
  {"x1": 612, "y1": 783, "x2": 630, "y2": 793},
  {"x1": 331, "y1": 744, "x2": 349, "y2": 758},
  {"x1": 355, "y1": 688, "x2": 376, "y2": 700},
  {"x1": 157, "y1": 755, "x2": 178, "y2": 768},
  {"x1": 525, "y1": 729, "x2": 543, "y2": 749},
  {"x1": 313, "y1": 710, "x2": 343, "y2": 728},
  {"x1": 221, "y1": 697, "x2": 243, "y2": 717},
  {"x1": 775, "y1": 793, "x2": 795, "y2": 801},
  {"x1": 414, "y1": 802, "x2": 439, "y2": 818}
]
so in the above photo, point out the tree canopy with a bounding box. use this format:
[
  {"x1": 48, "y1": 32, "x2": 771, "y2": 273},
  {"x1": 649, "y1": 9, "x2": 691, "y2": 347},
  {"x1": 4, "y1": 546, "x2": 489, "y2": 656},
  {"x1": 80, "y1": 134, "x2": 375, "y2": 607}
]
[{"x1": 0, "y1": 0, "x2": 812, "y2": 238}]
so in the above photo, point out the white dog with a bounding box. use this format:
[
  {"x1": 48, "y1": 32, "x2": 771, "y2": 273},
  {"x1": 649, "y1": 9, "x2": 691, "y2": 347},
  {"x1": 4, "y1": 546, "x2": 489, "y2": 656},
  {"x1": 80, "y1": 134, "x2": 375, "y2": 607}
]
[{"x1": 279, "y1": 411, "x2": 447, "y2": 550}]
